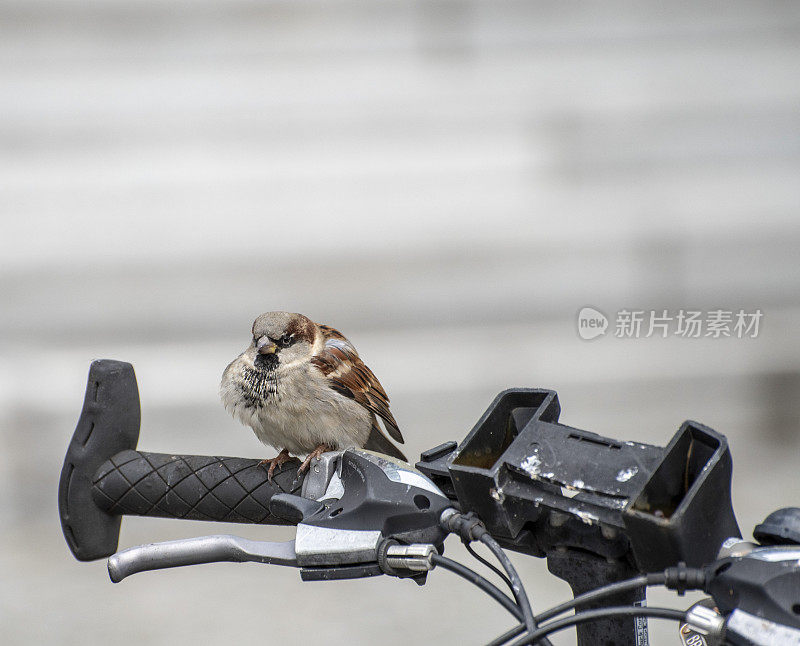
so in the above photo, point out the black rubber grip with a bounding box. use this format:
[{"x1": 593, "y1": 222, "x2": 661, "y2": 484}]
[{"x1": 92, "y1": 450, "x2": 304, "y2": 525}]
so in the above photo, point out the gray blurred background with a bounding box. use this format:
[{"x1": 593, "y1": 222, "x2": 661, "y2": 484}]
[{"x1": 1, "y1": 1, "x2": 799, "y2": 644}]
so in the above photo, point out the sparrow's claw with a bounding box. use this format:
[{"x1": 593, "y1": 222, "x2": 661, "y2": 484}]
[
  {"x1": 259, "y1": 449, "x2": 293, "y2": 481},
  {"x1": 298, "y1": 444, "x2": 333, "y2": 475}
]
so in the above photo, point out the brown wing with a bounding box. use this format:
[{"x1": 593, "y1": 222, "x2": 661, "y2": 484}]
[{"x1": 311, "y1": 324, "x2": 404, "y2": 444}]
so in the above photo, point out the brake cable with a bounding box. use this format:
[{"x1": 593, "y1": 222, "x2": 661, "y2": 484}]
[{"x1": 488, "y1": 565, "x2": 706, "y2": 646}]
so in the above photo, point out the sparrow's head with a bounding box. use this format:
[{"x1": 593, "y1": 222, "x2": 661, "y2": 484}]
[{"x1": 249, "y1": 311, "x2": 318, "y2": 369}]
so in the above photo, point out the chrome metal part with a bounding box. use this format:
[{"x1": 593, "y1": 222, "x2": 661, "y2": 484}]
[
  {"x1": 727, "y1": 609, "x2": 800, "y2": 646},
  {"x1": 385, "y1": 543, "x2": 436, "y2": 572},
  {"x1": 685, "y1": 604, "x2": 725, "y2": 637},
  {"x1": 301, "y1": 450, "x2": 343, "y2": 501},
  {"x1": 107, "y1": 535, "x2": 297, "y2": 582},
  {"x1": 294, "y1": 524, "x2": 381, "y2": 566}
]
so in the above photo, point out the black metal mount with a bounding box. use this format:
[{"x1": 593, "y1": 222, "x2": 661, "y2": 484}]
[{"x1": 416, "y1": 388, "x2": 741, "y2": 646}]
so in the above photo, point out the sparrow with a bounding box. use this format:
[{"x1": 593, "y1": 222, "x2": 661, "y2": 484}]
[{"x1": 220, "y1": 311, "x2": 406, "y2": 478}]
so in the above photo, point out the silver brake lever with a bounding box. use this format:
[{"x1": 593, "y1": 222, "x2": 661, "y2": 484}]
[{"x1": 107, "y1": 535, "x2": 297, "y2": 582}]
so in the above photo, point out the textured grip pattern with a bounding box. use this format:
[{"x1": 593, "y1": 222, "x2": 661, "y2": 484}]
[{"x1": 92, "y1": 450, "x2": 304, "y2": 525}]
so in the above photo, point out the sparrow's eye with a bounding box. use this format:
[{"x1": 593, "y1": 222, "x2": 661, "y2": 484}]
[{"x1": 280, "y1": 335, "x2": 293, "y2": 347}]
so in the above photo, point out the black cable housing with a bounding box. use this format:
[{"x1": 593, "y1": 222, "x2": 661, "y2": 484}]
[
  {"x1": 509, "y1": 606, "x2": 686, "y2": 645},
  {"x1": 431, "y1": 554, "x2": 523, "y2": 621},
  {"x1": 441, "y1": 510, "x2": 553, "y2": 646},
  {"x1": 486, "y1": 566, "x2": 706, "y2": 646},
  {"x1": 465, "y1": 541, "x2": 514, "y2": 593},
  {"x1": 477, "y1": 534, "x2": 538, "y2": 636}
]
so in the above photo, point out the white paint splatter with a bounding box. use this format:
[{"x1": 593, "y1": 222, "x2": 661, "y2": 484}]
[
  {"x1": 569, "y1": 508, "x2": 598, "y2": 525},
  {"x1": 520, "y1": 454, "x2": 541, "y2": 477},
  {"x1": 616, "y1": 467, "x2": 639, "y2": 482}
]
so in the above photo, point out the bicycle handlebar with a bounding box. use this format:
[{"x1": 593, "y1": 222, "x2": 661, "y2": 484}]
[
  {"x1": 91, "y1": 449, "x2": 303, "y2": 525},
  {"x1": 60, "y1": 361, "x2": 451, "y2": 587},
  {"x1": 59, "y1": 360, "x2": 800, "y2": 646}
]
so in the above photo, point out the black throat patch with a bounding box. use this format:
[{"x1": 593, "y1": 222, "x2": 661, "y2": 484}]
[
  {"x1": 240, "y1": 357, "x2": 280, "y2": 408},
  {"x1": 254, "y1": 353, "x2": 279, "y2": 371}
]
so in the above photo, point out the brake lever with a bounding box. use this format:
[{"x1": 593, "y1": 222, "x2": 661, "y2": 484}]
[
  {"x1": 108, "y1": 535, "x2": 298, "y2": 582},
  {"x1": 106, "y1": 448, "x2": 452, "y2": 583}
]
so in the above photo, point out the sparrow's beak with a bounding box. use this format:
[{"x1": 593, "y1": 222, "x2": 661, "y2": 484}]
[{"x1": 256, "y1": 337, "x2": 277, "y2": 355}]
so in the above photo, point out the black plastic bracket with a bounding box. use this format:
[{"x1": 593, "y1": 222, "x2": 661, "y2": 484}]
[
  {"x1": 416, "y1": 388, "x2": 741, "y2": 646},
  {"x1": 300, "y1": 563, "x2": 384, "y2": 581},
  {"x1": 417, "y1": 388, "x2": 740, "y2": 570},
  {"x1": 623, "y1": 419, "x2": 740, "y2": 571}
]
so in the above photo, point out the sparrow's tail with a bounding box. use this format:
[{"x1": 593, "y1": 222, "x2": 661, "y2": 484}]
[{"x1": 364, "y1": 421, "x2": 408, "y2": 462}]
